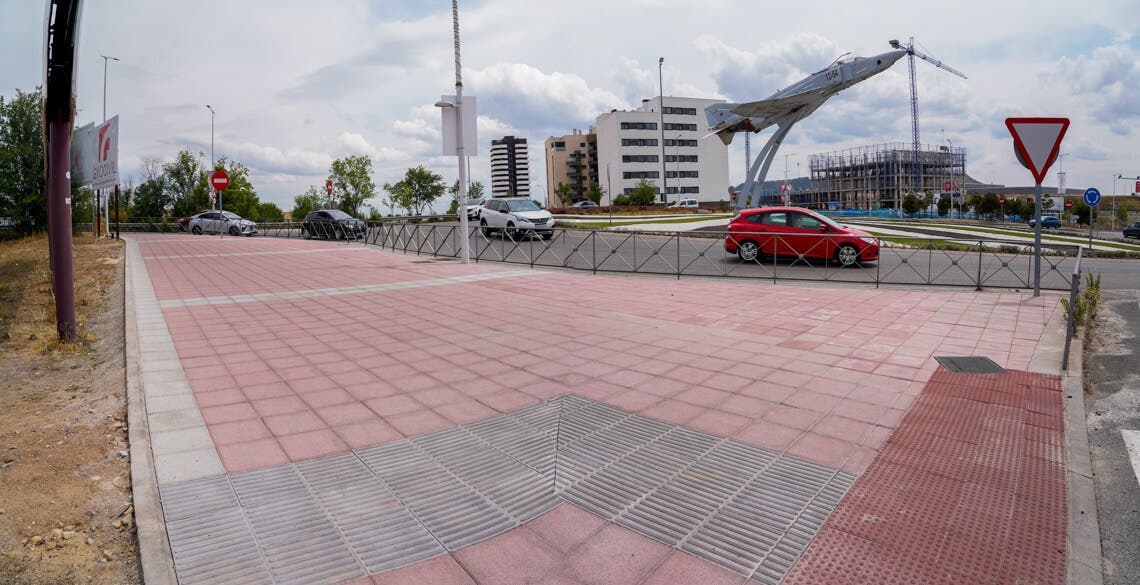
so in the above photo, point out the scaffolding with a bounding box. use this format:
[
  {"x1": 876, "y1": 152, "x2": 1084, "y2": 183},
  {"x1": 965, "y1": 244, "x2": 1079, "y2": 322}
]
[{"x1": 796, "y1": 142, "x2": 966, "y2": 209}]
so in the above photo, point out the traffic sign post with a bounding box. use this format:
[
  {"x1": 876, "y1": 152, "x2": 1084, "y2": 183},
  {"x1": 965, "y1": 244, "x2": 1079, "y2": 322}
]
[
  {"x1": 326, "y1": 179, "x2": 333, "y2": 197},
  {"x1": 210, "y1": 170, "x2": 230, "y2": 237},
  {"x1": 1006, "y1": 117, "x2": 1070, "y2": 297},
  {"x1": 1084, "y1": 188, "x2": 1100, "y2": 248}
]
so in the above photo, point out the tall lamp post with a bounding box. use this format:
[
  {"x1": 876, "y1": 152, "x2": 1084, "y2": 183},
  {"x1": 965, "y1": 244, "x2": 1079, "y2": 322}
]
[
  {"x1": 451, "y1": 0, "x2": 470, "y2": 263},
  {"x1": 674, "y1": 133, "x2": 683, "y2": 200},
  {"x1": 97, "y1": 55, "x2": 118, "y2": 237},
  {"x1": 205, "y1": 105, "x2": 216, "y2": 205},
  {"x1": 658, "y1": 57, "x2": 667, "y2": 204}
]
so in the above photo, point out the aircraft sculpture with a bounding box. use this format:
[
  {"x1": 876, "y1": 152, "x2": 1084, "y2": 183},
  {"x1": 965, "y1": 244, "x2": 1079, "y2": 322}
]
[{"x1": 706, "y1": 41, "x2": 965, "y2": 210}]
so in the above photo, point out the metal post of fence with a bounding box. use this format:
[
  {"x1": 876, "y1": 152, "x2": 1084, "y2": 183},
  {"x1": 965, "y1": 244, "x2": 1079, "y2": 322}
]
[
  {"x1": 976, "y1": 240, "x2": 983, "y2": 291},
  {"x1": 927, "y1": 238, "x2": 933, "y2": 285},
  {"x1": 676, "y1": 234, "x2": 681, "y2": 280},
  {"x1": 1061, "y1": 247, "x2": 1083, "y2": 371},
  {"x1": 592, "y1": 231, "x2": 597, "y2": 275},
  {"x1": 772, "y1": 236, "x2": 778, "y2": 283},
  {"x1": 876, "y1": 238, "x2": 881, "y2": 288}
]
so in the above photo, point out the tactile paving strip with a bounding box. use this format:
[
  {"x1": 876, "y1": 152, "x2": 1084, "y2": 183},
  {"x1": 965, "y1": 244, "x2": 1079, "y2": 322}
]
[{"x1": 160, "y1": 395, "x2": 855, "y2": 584}]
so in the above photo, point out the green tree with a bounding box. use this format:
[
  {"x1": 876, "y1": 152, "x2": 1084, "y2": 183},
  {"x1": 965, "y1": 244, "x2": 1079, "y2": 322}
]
[
  {"x1": 901, "y1": 192, "x2": 923, "y2": 215},
  {"x1": 613, "y1": 195, "x2": 631, "y2": 206},
  {"x1": 255, "y1": 202, "x2": 284, "y2": 221},
  {"x1": 1071, "y1": 202, "x2": 1096, "y2": 226},
  {"x1": 291, "y1": 186, "x2": 325, "y2": 221},
  {"x1": 937, "y1": 195, "x2": 952, "y2": 217},
  {"x1": 627, "y1": 179, "x2": 658, "y2": 206},
  {"x1": 383, "y1": 166, "x2": 445, "y2": 216},
  {"x1": 213, "y1": 158, "x2": 262, "y2": 218},
  {"x1": 446, "y1": 180, "x2": 485, "y2": 214},
  {"x1": 165, "y1": 150, "x2": 208, "y2": 218},
  {"x1": 131, "y1": 158, "x2": 170, "y2": 220},
  {"x1": 977, "y1": 193, "x2": 1000, "y2": 218},
  {"x1": 554, "y1": 182, "x2": 575, "y2": 206},
  {"x1": 586, "y1": 182, "x2": 604, "y2": 205},
  {"x1": 1116, "y1": 204, "x2": 1129, "y2": 224},
  {"x1": 329, "y1": 155, "x2": 375, "y2": 216},
  {"x1": 0, "y1": 88, "x2": 46, "y2": 230}
]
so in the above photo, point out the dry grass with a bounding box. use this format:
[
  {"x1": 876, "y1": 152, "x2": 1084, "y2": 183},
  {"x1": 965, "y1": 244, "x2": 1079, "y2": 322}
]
[{"x1": 0, "y1": 233, "x2": 124, "y2": 354}]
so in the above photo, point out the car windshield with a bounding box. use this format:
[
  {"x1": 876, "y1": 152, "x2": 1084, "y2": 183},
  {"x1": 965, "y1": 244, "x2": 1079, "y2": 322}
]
[
  {"x1": 506, "y1": 200, "x2": 541, "y2": 212},
  {"x1": 326, "y1": 210, "x2": 351, "y2": 219},
  {"x1": 803, "y1": 209, "x2": 842, "y2": 229},
  {"x1": 221, "y1": 212, "x2": 241, "y2": 220},
  {"x1": 467, "y1": 199, "x2": 483, "y2": 206}
]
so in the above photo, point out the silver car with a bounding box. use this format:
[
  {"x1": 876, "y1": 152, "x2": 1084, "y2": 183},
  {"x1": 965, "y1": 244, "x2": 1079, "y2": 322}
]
[
  {"x1": 479, "y1": 198, "x2": 553, "y2": 239},
  {"x1": 187, "y1": 211, "x2": 258, "y2": 236}
]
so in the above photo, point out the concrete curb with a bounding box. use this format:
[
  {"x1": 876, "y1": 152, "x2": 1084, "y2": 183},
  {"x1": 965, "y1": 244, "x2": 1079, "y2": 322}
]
[
  {"x1": 1063, "y1": 335, "x2": 1103, "y2": 585},
  {"x1": 124, "y1": 238, "x2": 178, "y2": 585}
]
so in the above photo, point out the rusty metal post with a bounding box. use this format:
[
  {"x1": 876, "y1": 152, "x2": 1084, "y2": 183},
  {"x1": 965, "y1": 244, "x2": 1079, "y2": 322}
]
[{"x1": 114, "y1": 184, "x2": 120, "y2": 239}]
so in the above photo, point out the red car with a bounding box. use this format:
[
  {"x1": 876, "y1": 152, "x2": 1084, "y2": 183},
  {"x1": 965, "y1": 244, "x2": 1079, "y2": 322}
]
[
  {"x1": 725, "y1": 206, "x2": 879, "y2": 266},
  {"x1": 178, "y1": 210, "x2": 211, "y2": 232}
]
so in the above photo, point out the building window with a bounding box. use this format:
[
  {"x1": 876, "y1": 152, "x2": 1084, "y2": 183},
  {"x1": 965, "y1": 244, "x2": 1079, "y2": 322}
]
[
  {"x1": 663, "y1": 123, "x2": 697, "y2": 131},
  {"x1": 623, "y1": 171, "x2": 660, "y2": 179},
  {"x1": 620, "y1": 122, "x2": 658, "y2": 130},
  {"x1": 662, "y1": 107, "x2": 697, "y2": 115},
  {"x1": 664, "y1": 155, "x2": 698, "y2": 163},
  {"x1": 622, "y1": 154, "x2": 660, "y2": 163},
  {"x1": 665, "y1": 171, "x2": 699, "y2": 179},
  {"x1": 663, "y1": 139, "x2": 698, "y2": 147},
  {"x1": 680, "y1": 186, "x2": 699, "y2": 194},
  {"x1": 621, "y1": 138, "x2": 659, "y2": 147}
]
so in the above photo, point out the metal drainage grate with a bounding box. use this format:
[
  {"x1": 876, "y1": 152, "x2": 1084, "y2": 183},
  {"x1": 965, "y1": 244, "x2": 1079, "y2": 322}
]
[
  {"x1": 160, "y1": 395, "x2": 854, "y2": 584},
  {"x1": 935, "y1": 355, "x2": 1007, "y2": 375}
]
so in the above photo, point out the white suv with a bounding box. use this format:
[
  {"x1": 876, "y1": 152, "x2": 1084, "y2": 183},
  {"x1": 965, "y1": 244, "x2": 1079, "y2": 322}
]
[
  {"x1": 479, "y1": 198, "x2": 554, "y2": 239},
  {"x1": 669, "y1": 198, "x2": 700, "y2": 209}
]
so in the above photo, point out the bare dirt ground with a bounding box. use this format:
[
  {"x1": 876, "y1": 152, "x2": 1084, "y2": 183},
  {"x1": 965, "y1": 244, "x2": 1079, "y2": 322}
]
[{"x1": 0, "y1": 234, "x2": 140, "y2": 585}]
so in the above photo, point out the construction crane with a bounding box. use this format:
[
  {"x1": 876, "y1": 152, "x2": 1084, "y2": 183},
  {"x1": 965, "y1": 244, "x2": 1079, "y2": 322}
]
[{"x1": 889, "y1": 38, "x2": 968, "y2": 191}]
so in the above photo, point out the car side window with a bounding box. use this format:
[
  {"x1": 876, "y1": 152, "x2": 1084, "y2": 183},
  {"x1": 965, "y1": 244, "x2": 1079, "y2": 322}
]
[
  {"x1": 795, "y1": 213, "x2": 822, "y2": 230},
  {"x1": 318, "y1": 212, "x2": 331, "y2": 219},
  {"x1": 761, "y1": 212, "x2": 786, "y2": 227},
  {"x1": 744, "y1": 213, "x2": 764, "y2": 224}
]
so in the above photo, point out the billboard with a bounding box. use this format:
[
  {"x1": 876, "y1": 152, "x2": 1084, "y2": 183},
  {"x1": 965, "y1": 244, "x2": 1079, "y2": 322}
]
[
  {"x1": 71, "y1": 116, "x2": 119, "y2": 188},
  {"x1": 439, "y1": 95, "x2": 477, "y2": 156}
]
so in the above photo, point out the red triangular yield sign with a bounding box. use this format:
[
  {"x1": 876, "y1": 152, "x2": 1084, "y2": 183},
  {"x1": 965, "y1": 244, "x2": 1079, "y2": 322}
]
[{"x1": 1005, "y1": 117, "x2": 1069, "y2": 185}]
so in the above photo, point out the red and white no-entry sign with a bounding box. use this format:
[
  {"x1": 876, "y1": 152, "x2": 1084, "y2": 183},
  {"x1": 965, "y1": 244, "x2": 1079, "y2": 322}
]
[
  {"x1": 210, "y1": 170, "x2": 230, "y2": 191},
  {"x1": 1005, "y1": 118, "x2": 1070, "y2": 185}
]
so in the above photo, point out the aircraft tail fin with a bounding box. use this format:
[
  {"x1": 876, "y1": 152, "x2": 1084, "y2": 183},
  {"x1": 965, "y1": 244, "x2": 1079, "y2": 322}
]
[
  {"x1": 704, "y1": 102, "x2": 736, "y2": 128},
  {"x1": 703, "y1": 102, "x2": 742, "y2": 145}
]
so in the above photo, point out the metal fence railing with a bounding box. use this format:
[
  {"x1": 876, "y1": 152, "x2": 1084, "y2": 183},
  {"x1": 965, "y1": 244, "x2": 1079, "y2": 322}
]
[{"x1": 106, "y1": 220, "x2": 1081, "y2": 291}]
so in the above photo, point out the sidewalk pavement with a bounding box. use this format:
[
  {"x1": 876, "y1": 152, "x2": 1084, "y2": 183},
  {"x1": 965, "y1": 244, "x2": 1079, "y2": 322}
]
[{"x1": 125, "y1": 233, "x2": 1069, "y2": 585}]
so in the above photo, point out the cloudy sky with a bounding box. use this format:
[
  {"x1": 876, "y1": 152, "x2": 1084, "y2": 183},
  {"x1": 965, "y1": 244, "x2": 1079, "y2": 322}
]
[{"x1": 3, "y1": 0, "x2": 1139, "y2": 211}]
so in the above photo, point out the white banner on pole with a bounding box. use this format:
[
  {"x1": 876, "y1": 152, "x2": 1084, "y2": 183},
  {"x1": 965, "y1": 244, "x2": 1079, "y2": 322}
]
[
  {"x1": 440, "y1": 95, "x2": 477, "y2": 156},
  {"x1": 71, "y1": 122, "x2": 96, "y2": 185},
  {"x1": 92, "y1": 116, "x2": 120, "y2": 189}
]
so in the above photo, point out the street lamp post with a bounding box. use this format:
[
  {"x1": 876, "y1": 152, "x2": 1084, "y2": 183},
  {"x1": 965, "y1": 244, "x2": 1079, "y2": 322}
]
[
  {"x1": 97, "y1": 55, "x2": 118, "y2": 237},
  {"x1": 100, "y1": 55, "x2": 118, "y2": 123},
  {"x1": 782, "y1": 153, "x2": 796, "y2": 204},
  {"x1": 205, "y1": 105, "x2": 217, "y2": 217},
  {"x1": 658, "y1": 57, "x2": 667, "y2": 204},
  {"x1": 674, "y1": 133, "x2": 683, "y2": 201},
  {"x1": 451, "y1": 0, "x2": 470, "y2": 263}
]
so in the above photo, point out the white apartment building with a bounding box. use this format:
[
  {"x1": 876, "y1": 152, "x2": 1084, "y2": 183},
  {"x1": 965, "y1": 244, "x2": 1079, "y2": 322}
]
[
  {"x1": 489, "y1": 135, "x2": 530, "y2": 198},
  {"x1": 594, "y1": 96, "x2": 728, "y2": 203}
]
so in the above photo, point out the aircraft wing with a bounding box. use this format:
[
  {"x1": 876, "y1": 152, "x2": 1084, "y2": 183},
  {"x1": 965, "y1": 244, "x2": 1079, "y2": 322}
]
[{"x1": 729, "y1": 90, "x2": 828, "y2": 120}]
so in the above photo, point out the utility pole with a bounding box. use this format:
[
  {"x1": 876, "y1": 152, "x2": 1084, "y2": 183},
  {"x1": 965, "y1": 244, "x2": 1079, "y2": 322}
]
[
  {"x1": 451, "y1": 0, "x2": 470, "y2": 263},
  {"x1": 99, "y1": 55, "x2": 118, "y2": 238},
  {"x1": 658, "y1": 57, "x2": 667, "y2": 204},
  {"x1": 205, "y1": 105, "x2": 217, "y2": 219}
]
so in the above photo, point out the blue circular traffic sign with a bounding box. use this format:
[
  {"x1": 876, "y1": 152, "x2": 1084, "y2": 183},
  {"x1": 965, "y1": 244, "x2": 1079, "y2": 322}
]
[{"x1": 1084, "y1": 188, "x2": 1101, "y2": 206}]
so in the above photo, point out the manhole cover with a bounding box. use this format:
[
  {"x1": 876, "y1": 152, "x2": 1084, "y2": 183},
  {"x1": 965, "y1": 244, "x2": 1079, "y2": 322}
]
[{"x1": 935, "y1": 356, "x2": 1006, "y2": 374}]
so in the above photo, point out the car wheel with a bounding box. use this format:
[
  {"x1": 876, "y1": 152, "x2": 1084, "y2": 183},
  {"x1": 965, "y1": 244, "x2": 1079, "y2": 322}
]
[
  {"x1": 507, "y1": 224, "x2": 525, "y2": 241},
  {"x1": 541, "y1": 232, "x2": 553, "y2": 240},
  {"x1": 335, "y1": 226, "x2": 344, "y2": 240},
  {"x1": 191, "y1": 226, "x2": 202, "y2": 235},
  {"x1": 301, "y1": 227, "x2": 311, "y2": 240},
  {"x1": 480, "y1": 219, "x2": 492, "y2": 237},
  {"x1": 737, "y1": 240, "x2": 760, "y2": 262},
  {"x1": 836, "y1": 243, "x2": 860, "y2": 267},
  {"x1": 229, "y1": 226, "x2": 240, "y2": 236}
]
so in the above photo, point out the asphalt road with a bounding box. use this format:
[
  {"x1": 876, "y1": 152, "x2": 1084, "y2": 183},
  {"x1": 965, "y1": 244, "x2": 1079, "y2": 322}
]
[
  {"x1": 259, "y1": 224, "x2": 1097, "y2": 291},
  {"x1": 1087, "y1": 290, "x2": 1140, "y2": 585}
]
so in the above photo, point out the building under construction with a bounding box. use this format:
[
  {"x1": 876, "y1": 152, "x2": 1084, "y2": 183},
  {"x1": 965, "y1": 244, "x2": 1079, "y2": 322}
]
[{"x1": 794, "y1": 142, "x2": 966, "y2": 209}]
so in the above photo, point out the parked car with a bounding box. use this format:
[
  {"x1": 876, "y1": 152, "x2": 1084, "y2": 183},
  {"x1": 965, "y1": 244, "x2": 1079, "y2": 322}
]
[
  {"x1": 300, "y1": 209, "x2": 367, "y2": 239},
  {"x1": 465, "y1": 198, "x2": 485, "y2": 220},
  {"x1": 1027, "y1": 215, "x2": 1061, "y2": 229},
  {"x1": 570, "y1": 200, "x2": 598, "y2": 208},
  {"x1": 1124, "y1": 222, "x2": 1140, "y2": 239},
  {"x1": 669, "y1": 198, "x2": 700, "y2": 209},
  {"x1": 178, "y1": 210, "x2": 211, "y2": 231},
  {"x1": 479, "y1": 197, "x2": 554, "y2": 239},
  {"x1": 725, "y1": 206, "x2": 879, "y2": 267},
  {"x1": 187, "y1": 211, "x2": 258, "y2": 236}
]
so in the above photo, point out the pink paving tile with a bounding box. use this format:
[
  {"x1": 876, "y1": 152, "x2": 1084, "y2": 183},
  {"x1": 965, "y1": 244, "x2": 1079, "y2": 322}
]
[
  {"x1": 479, "y1": 390, "x2": 539, "y2": 413},
  {"x1": 288, "y1": 376, "x2": 341, "y2": 394},
  {"x1": 566, "y1": 523, "x2": 673, "y2": 585},
  {"x1": 718, "y1": 394, "x2": 776, "y2": 419},
  {"x1": 763, "y1": 404, "x2": 825, "y2": 431},
  {"x1": 674, "y1": 386, "x2": 732, "y2": 408},
  {"x1": 330, "y1": 369, "x2": 380, "y2": 387},
  {"x1": 209, "y1": 418, "x2": 273, "y2": 446},
  {"x1": 812, "y1": 415, "x2": 876, "y2": 444},
  {"x1": 251, "y1": 396, "x2": 308, "y2": 418},
  {"x1": 434, "y1": 400, "x2": 497, "y2": 425},
  {"x1": 734, "y1": 421, "x2": 803, "y2": 452},
  {"x1": 263, "y1": 410, "x2": 327, "y2": 435},
  {"x1": 603, "y1": 390, "x2": 661, "y2": 413},
  {"x1": 452, "y1": 525, "x2": 561, "y2": 584},
  {"x1": 386, "y1": 409, "x2": 452, "y2": 437},
  {"x1": 344, "y1": 382, "x2": 399, "y2": 401},
  {"x1": 633, "y1": 376, "x2": 691, "y2": 398},
  {"x1": 370, "y1": 555, "x2": 476, "y2": 585},
  {"x1": 233, "y1": 370, "x2": 282, "y2": 387},
  {"x1": 200, "y1": 402, "x2": 259, "y2": 425},
  {"x1": 217, "y1": 438, "x2": 289, "y2": 472},
  {"x1": 783, "y1": 389, "x2": 843, "y2": 413},
  {"x1": 600, "y1": 369, "x2": 655, "y2": 388},
  {"x1": 278, "y1": 428, "x2": 349, "y2": 461},
  {"x1": 301, "y1": 388, "x2": 356, "y2": 408},
  {"x1": 740, "y1": 382, "x2": 797, "y2": 403},
  {"x1": 702, "y1": 372, "x2": 752, "y2": 392},
  {"x1": 334, "y1": 419, "x2": 403, "y2": 450},
  {"x1": 195, "y1": 388, "x2": 248, "y2": 408},
  {"x1": 641, "y1": 550, "x2": 747, "y2": 585},
  {"x1": 365, "y1": 395, "x2": 423, "y2": 417},
  {"x1": 571, "y1": 381, "x2": 625, "y2": 401},
  {"x1": 451, "y1": 377, "x2": 507, "y2": 397},
  {"x1": 241, "y1": 381, "x2": 294, "y2": 401},
  {"x1": 317, "y1": 402, "x2": 377, "y2": 426},
  {"x1": 411, "y1": 387, "x2": 465, "y2": 407},
  {"x1": 526, "y1": 504, "x2": 609, "y2": 553},
  {"x1": 787, "y1": 432, "x2": 859, "y2": 468},
  {"x1": 687, "y1": 409, "x2": 751, "y2": 437},
  {"x1": 639, "y1": 399, "x2": 705, "y2": 425}
]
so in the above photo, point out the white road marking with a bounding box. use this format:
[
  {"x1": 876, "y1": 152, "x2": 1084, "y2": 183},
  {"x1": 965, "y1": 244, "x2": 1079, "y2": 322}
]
[{"x1": 1122, "y1": 430, "x2": 1140, "y2": 489}]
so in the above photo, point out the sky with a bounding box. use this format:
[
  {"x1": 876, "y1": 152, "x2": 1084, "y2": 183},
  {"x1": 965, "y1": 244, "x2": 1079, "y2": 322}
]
[{"x1": 3, "y1": 0, "x2": 1139, "y2": 213}]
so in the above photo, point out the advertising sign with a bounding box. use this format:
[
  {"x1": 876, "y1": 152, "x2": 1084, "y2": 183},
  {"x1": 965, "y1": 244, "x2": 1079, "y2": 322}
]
[
  {"x1": 91, "y1": 116, "x2": 119, "y2": 189},
  {"x1": 440, "y1": 95, "x2": 478, "y2": 156},
  {"x1": 70, "y1": 122, "x2": 96, "y2": 185}
]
